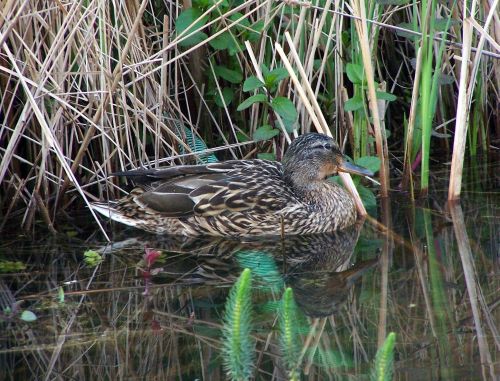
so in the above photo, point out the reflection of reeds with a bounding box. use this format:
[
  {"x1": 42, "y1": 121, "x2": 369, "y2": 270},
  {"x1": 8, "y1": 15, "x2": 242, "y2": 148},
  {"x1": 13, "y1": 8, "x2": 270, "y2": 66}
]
[
  {"x1": 0, "y1": 200, "x2": 498, "y2": 379},
  {"x1": 448, "y1": 201, "x2": 497, "y2": 379}
]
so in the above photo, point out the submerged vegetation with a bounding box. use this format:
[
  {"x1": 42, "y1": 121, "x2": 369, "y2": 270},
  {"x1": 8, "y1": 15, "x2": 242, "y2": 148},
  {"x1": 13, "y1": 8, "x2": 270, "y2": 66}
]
[
  {"x1": 222, "y1": 268, "x2": 254, "y2": 380},
  {"x1": 220, "y1": 270, "x2": 398, "y2": 380},
  {"x1": 0, "y1": 0, "x2": 498, "y2": 231}
]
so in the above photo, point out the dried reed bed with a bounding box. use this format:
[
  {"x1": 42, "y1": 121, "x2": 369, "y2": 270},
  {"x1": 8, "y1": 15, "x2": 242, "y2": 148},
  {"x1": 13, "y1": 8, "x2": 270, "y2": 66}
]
[{"x1": 0, "y1": 0, "x2": 498, "y2": 232}]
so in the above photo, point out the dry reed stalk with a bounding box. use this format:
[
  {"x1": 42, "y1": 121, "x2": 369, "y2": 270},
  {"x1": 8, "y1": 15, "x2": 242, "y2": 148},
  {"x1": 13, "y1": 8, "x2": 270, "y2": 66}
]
[
  {"x1": 304, "y1": 0, "x2": 333, "y2": 79},
  {"x1": 349, "y1": 0, "x2": 389, "y2": 198},
  {"x1": 448, "y1": 19, "x2": 473, "y2": 200},
  {"x1": 59, "y1": 0, "x2": 150, "y2": 196},
  {"x1": 307, "y1": 2, "x2": 500, "y2": 59},
  {"x1": 127, "y1": 0, "x2": 269, "y2": 86},
  {"x1": 1, "y1": 38, "x2": 110, "y2": 238},
  {"x1": 466, "y1": 0, "x2": 499, "y2": 106}
]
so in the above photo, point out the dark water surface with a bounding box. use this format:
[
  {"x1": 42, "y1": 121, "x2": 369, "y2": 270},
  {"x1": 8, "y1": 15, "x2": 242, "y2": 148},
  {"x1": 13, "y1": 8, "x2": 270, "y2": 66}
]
[{"x1": 0, "y1": 188, "x2": 498, "y2": 380}]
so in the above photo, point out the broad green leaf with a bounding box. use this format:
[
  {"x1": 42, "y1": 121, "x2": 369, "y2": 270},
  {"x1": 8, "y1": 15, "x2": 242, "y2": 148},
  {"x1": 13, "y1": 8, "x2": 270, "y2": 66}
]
[
  {"x1": 229, "y1": 12, "x2": 251, "y2": 29},
  {"x1": 376, "y1": 91, "x2": 397, "y2": 102},
  {"x1": 20, "y1": 310, "x2": 37, "y2": 322},
  {"x1": 344, "y1": 94, "x2": 364, "y2": 112},
  {"x1": 281, "y1": 117, "x2": 296, "y2": 133},
  {"x1": 176, "y1": 9, "x2": 208, "y2": 47},
  {"x1": 253, "y1": 125, "x2": 280, "y2": 141},
  {"x1": 346, "y1": 63, "x2": 365, "y2": 85},
  {"x1": 271, "y1": 97, "x2": 297, "y2": 121},
  {"x1": 209, "y1": 32, "x2": 233, "y2": 50},
  {"x1": 246, "y1": 20, "x2": 265, "y2": 42},
  {"x1": 237, "y1": 94, "x2": 267, "y2": 111},
  {"x1": 215, "y1": 87, "x2": 234, "y2": 108},
  {"x1": 236, "y1": 131, "x2": 250, "y2": 142},
  {"x1": 176, "y1": 8, "x2": 207, "y2": 32},
  {"x1": 207, "y1": 28, "x2": 242, "y2": 55},
  {"x1": 214, "y1": 65, "x2": 243, "y2": 84},
  {"x1": 243, "y1": 76, "x2": 265, "y2": 92},
  {"x1": 357, "y1": 184, "x2": 377, "y2": 209},
  {"x1": 264, "y1": 67, "x2": 290, "y2": 87},
  {"x1": 355, "y1": 156, "x2": 381, "y2": 173},
  {"x1": 261, "y1": 63, "x2": 271, "y2": 78}
]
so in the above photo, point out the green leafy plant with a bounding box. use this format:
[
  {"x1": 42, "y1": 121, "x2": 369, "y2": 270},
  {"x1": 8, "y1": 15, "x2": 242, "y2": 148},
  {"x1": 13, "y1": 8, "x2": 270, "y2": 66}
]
[
  {"x1": 344, "y1": 61, "x2": 396, "y2": 159},
  {"x1": 174, "y1": 2, "x2": 265, "y2": 117},
  {"x1": 238, "y1": 64, "x2": 295, "y2": 141},
  {"x1": 83, "y1": 250, "x2": 102, "y2": 267}
]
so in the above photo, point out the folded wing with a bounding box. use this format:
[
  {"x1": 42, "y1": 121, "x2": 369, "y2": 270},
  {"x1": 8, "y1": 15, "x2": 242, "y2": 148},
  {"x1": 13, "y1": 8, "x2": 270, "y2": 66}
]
[{"x1": 114, "y1": 160, "x2": 290, "y2": 218}]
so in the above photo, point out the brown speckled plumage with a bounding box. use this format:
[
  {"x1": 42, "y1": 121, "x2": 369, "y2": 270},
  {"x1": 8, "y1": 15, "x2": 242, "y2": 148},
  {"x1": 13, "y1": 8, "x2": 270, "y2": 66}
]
[{"x1": 91, "y1": 133, "x2": 373, "y2": 237}]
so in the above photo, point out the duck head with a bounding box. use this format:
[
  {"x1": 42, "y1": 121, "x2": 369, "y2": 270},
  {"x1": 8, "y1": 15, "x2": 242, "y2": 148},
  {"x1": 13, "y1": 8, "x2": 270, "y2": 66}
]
[{"x1": 282, "y1": 133, "x2": 373, "y2": 186}]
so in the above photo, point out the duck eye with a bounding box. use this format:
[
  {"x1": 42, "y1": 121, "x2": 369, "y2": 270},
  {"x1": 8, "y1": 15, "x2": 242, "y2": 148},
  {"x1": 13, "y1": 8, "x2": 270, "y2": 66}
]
[{"x1": 324, "y1": 144, "x2": 332, "y2": 150}]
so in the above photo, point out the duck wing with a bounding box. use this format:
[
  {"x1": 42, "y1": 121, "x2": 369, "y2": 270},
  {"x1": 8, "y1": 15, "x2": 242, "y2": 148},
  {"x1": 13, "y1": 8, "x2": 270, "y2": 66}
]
[{"x1": 113, "y1": 160, "x2": 289, "y2": 218}]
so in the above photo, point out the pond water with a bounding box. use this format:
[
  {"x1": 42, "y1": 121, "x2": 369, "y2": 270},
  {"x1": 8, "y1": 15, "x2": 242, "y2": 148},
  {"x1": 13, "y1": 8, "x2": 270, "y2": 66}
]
[{"x1": 0, "y1": 176, "x2": 498, "y2": 380}]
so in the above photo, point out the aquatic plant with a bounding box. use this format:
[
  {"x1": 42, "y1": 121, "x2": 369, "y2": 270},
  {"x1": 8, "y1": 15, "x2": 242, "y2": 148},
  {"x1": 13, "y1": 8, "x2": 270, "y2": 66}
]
[
  {"x1": 371, "y1": 332, "x2": 396, "y2": 381},
  {"x1": 83, "y1": 250, "x2": 102, "y2": 267},
  {"x1": 222, "y1": 268, "x2": 254, "y2": 381},
  {"x1": 279, "y1": 287, "x2": 301, "y2": 380}
]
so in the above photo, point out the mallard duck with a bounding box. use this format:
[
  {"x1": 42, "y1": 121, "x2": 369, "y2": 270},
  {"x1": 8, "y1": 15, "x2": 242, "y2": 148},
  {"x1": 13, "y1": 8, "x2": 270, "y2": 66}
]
[{"x1": 91, "y1": 133, "x2": 373, "y2": 237}]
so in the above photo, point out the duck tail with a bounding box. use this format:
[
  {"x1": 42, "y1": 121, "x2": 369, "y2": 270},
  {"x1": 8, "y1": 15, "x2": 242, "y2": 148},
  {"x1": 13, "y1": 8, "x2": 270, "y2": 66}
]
[{"x1": 90, "y1": 202, "x2": 139, "y2": 228}]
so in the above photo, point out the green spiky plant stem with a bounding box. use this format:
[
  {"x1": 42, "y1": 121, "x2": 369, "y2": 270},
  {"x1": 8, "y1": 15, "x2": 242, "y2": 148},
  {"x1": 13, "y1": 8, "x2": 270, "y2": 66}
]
[
  {"x1": 279, "y1": 287, "x2": 300, "y2": 379},
  {"x1": 371, "y1": 332, "x2": 396, "y2": 381},
  {"x1": 222, "y1": 268, "x2": 254, "y2": 381}
]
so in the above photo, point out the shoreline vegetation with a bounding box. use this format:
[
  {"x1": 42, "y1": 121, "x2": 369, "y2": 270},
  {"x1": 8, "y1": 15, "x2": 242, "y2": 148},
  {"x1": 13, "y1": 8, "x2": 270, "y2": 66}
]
[{"x1": 0, "y1": 0, "x2": 498, "y2": 233}]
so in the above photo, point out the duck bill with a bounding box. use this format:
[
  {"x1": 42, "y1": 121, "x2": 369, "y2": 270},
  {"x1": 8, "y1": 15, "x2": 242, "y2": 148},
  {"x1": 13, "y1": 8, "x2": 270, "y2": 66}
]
[{"x1": 338, "y1": 160, "x2": 373, "y2": 177}]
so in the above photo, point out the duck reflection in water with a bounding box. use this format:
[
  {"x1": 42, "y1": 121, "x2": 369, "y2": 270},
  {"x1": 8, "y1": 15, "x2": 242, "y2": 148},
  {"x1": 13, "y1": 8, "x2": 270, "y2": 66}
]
[{"x1": 105, "y1": 222, "x2": 378, "y2": 318}]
